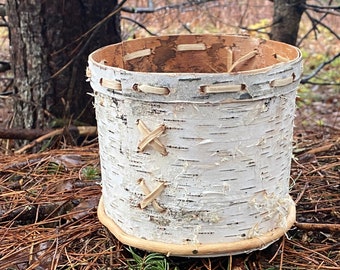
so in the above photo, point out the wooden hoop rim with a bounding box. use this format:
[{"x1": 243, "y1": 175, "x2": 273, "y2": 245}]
[{"x1": 97, "y1": 196, "x2": 296, "y2": 257}]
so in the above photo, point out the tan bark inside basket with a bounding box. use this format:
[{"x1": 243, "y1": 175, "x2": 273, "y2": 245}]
[{"x1": 88, "y1": 34, "x2": 303, "y2": 257}]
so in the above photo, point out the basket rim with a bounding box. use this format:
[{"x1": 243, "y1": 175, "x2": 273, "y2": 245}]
[
  {"x1": 88, "y1": 34, "x2": 302, "y2": 76},
  {"x1": 97, "y1": 196, "x2": 296, "y2": 257}
]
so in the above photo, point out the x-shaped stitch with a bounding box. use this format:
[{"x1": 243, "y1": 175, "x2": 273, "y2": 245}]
[
  {"x1": 138, "y1": 178, "x2": 166, "y2": 212},
  {"x1": 137, "y1": 119, "x2": 168, "y2": 156}
]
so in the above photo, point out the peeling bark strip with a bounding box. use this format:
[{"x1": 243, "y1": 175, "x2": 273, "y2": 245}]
[
  {"x1": 270, "y1": 74, "x2": 295, "y2": 87},
  {"x1": 133, "y1": 84, "x2": 170, "y2": 95},
  {"x1": 200, "y1": 83, "x2": 244, "y2": 94},
  {"x1": 176, "y1": 43, "x2": 206, "y2": 51},
  {"x1": 100, "y1": 78, "x2": 122, "y2": 91},
  {"x1": 123, "y1": 49, "x2": 151, "y2": 61},
  {"x1": 89, "y1": 34, "x2": 303, "y2": 256},
  {"x1": 227, "y1": 49, "x2": 258, "y2": 72}
]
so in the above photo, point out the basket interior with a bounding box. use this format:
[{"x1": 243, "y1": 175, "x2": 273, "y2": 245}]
[{"x1": 90, "y1": 34, "x2": 300, "y2": 73}]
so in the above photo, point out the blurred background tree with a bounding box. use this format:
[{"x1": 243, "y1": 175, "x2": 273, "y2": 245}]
[
  {"x1": 6, "y1": 0, "x2": 122, "y2": 130},
  {"x1": 270, "y1": 0, "x2": 306, "y2": 45}
]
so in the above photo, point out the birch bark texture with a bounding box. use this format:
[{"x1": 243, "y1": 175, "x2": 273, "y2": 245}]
[{"x1": 89, "y1": 35, "x2": 303, "y2": 256}]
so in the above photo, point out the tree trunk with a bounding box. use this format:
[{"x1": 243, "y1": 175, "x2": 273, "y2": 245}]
[
  {"x1": 7, "y1": 1, "x2": 50, "y2": 129},
  {"x1": 270, "y1": 0, "x2": 306, "y2": 45},
  {"x1": 7, "y1": 0, "x2": 121, "y2": 130}
]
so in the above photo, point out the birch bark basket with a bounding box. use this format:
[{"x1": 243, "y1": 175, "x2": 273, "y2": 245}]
[{"x1": 87, "y1": 34, "x2": 303, "y2": 257}]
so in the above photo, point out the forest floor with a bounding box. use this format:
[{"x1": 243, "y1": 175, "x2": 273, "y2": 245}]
[
  {"x1": 0, "y1": 84, "x2": 339, "y2": 270},
  {"x1": 0, "y1": 1, "x2": 339, "y2": 269}
]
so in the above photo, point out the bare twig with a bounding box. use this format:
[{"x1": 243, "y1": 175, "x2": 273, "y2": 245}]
[
  {"x1": 302, "y1": 9, "x2": 339, "y2": 41},
  {"x1": 302, "y1": 3, "x2": 340, "y2": 15},
  {"x1": 294, "y1": 182, "x2": 309, "y2": 204},
  {"x1": 301, "y1": 52, "x2": 340, "y2": 84},
  {"x1": 238, "y1": 0, "x2": 250, "y2": 28},
  {"x1": 279, "y1": 236, "x2": 285, "y2": 270},
  {"x1": 268, "y1": 238, "x2": 283, "y2": 263},
  {"x1": 48, "y1": 0, "x2": 128, "y2": 81},
  {"x1": 301, "y1": 81, "x2": 340, "y2": 86},
  {"x1": 121, "y1": 0, "x2": 217, "y2": 14},
  {"x1": 307, "y1": 142, "x2": 338, "y2": 154},
  {"x1": 295, "y1": 222, "x2": 340, "y2": 232},
  {"x1": 297, "y1": 10, "x2": 328, "y2": 46},
  {"x1": 121, "y1": 16, "x2": 157, "y2": 36}
]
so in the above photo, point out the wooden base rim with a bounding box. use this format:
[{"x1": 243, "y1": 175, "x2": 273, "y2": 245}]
[{"x1": 97, "y1": 196, "x2": 296, "y2": 257}]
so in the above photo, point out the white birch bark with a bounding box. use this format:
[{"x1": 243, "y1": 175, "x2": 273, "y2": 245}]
[{"x1": 89, "y1": 34, "x2": 303, "y2": 254}]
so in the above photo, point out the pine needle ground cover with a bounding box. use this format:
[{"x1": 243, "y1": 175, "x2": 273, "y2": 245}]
[{"x1": 0, "y1": 90, "x2": 339, "y2": 269}]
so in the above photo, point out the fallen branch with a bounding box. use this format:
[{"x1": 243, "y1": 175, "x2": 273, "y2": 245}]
[
  {"x1": 295, "y1": 222, "x2": 340, "y2": 232},
  {"x1": 0, "y1": 126, "x2": 97, "y2": 140},
  {"x1": 307, "y1": 141, "x2": 339, "y2": 154},
  {"x1": 12, "y1": 126, "x2": 97, "y2": 154},
  {"x1": 307, "y1": 161, "x2": 340, "y2": 175},
  {"x1": 14, "y1": 128, "x2": 64, "y2": 154},
  {"x1": 294, "y1": 182, "x2": 309, "y2": 204}
]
